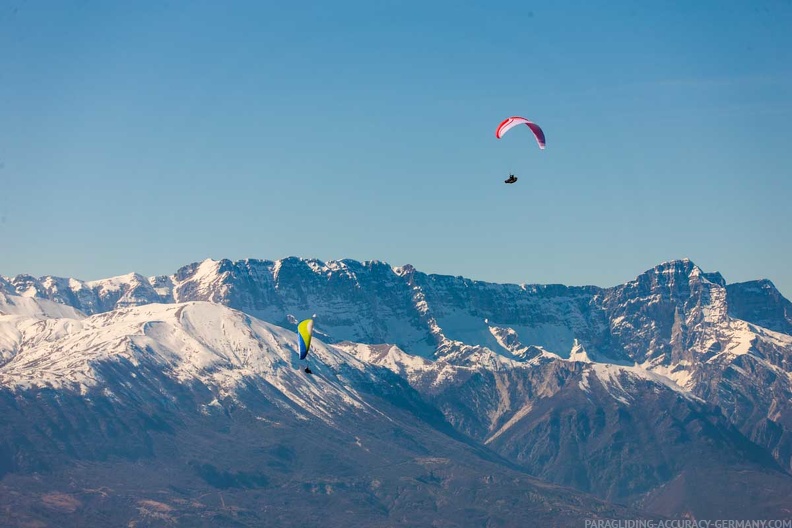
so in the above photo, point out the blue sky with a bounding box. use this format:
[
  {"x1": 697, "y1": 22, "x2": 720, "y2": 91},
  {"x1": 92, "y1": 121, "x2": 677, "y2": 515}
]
[{"x1": 2, "y1": 1, "x2": 791, "y2": 296}]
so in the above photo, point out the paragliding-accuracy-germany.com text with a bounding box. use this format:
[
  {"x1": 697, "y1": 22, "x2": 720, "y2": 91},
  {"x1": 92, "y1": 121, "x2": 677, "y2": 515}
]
[{"x1": 584, "y1": 521, "x2": 792, "y2": 528}]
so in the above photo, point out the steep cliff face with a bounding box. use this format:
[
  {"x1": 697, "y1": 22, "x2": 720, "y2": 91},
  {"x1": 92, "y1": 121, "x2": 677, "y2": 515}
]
[
  {"x1": 597, "y1": 259, "x2": 728, "y2": 367},
  {"x1": 2, "y1": 258, "x2": 613, "y2": 361},
  {"x1": 726, "y1": 279, "x2": 792, "y2": 335}
]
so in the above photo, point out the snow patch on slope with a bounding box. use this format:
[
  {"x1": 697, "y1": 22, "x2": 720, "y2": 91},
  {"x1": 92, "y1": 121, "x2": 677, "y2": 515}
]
[
  {"x1": 340, "y1": 342, "x2": 433, "y2": 381},
  {"x1": 568, "y1": 339, "x2": 591, "y2": 363},
  {"x1": 485, "y1": 403, "x2": 534, "y2": 445},
  {"x1": 0, "y1": 292, "x2": 84, "y2": 319},
  {"x1": 0, "y1": 300, "x2": 379, "y2": 423},
  {"x1": 577, "y1": 363, "x2": 700, "y2": 405}
]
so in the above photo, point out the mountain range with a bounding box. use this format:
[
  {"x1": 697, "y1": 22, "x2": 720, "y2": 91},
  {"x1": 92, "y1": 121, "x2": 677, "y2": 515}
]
[{"x1": 1, "y1": 257, "x2": 791, "y2": 526}]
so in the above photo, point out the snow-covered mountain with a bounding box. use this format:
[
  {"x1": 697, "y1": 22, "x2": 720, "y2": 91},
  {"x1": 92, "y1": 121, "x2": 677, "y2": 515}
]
[
  {"x1": 2, "y1": 257, "x2": 792, "y2": 524},
  {"x1": 0, "y1": 297, "x2": 645, "y2": 526}
]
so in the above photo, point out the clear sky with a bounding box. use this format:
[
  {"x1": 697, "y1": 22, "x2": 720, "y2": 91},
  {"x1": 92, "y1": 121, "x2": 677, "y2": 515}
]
[{"x1": 1, "y1": 1, "x2": 791, "y2": 297}]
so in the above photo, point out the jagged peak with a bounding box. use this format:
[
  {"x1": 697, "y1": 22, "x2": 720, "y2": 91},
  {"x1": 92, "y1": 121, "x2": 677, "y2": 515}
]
[
  {"x1": 650, "y1": 258, "x2": 697, "y2": 274},
  {"x1": 239, "y1": 257, "x2": 276, "y2": 268},
  {"x1": 176, "y1": 258, "x2": 224, "y2": 281},
  {"x1": 86, "y1": 271, "x2": 150, "y2": 288},
  {"x1": 270, "y1": 256, "x2": 328, "y2": 278},
  {"x1": 174, "y1": 259, "x2": 213, "y2": 282},
  {"x1": 7, "y1": 274, "x2": 46, "y2": 297},
  {"x1": 637, "y1": 259, "x2": 726, "y2": 288},
  {"x1": 727, "y1": 278, "x2": 780, "y2": 293},
  {"x1": 393, "y1": 264, "x2": 416, "y2": 276},
  {"x1": 278, "y1": 255, "x2": 315, "y2": 265},
  {"x1": 148, "y1": 274, "x2": 173, "y2": 287},
  {"x1": 347, "y1": 259, "x2": 393, "y2": 274},
  {"x1": 9, "y1": 273, "x2": 40, "y2": 283}
]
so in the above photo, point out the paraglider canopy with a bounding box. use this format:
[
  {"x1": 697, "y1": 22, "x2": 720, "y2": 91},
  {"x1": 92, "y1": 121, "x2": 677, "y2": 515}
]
[
  {"x1": 297, "y1": 318, "x2": 314, "y2": 360},
  {"x1": 496, "y1": 117, "x2": 546, "y2": 149}
]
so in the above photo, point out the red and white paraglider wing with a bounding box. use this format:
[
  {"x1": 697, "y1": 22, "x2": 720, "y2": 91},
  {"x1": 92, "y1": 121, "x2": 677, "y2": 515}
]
[{"x1": 495, "y1": 117, "x2": 546, "y2": 149}]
